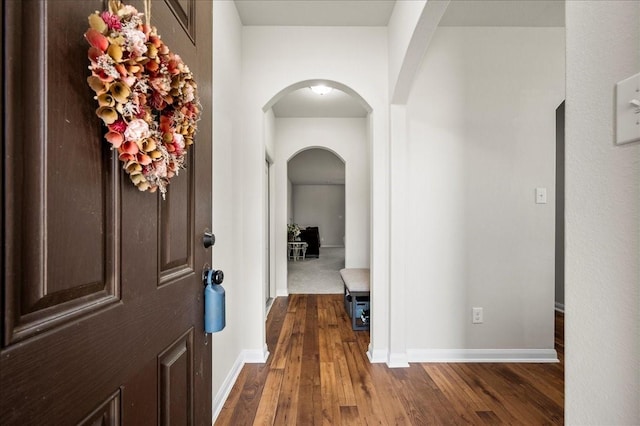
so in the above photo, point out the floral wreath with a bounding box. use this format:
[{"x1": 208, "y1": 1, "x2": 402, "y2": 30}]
[{"x1": 85, "y1": 0, "x2": 200, "y2": 197}]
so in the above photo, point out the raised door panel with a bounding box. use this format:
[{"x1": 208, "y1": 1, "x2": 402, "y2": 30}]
[
  {"x1": 154, "y1": 0, "x2": 197, "y2": 285},
  {"x1": 165, "y1": 0, "x2": 196, "y2": 43},
  {"x1": 159, "y1": 155, "x2": 194, "y2": 283},
  {"x1": 3, "y1": 0, "x2": 120, "y2": 345},
  {"x1": 158, "y1": 329, "x2": 194, "y2": 426},
  {"x1": 78, "y1": 390, "x2": 122, "y2": 426}
]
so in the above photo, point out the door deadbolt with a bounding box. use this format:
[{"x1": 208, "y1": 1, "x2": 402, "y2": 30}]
[{"x1": 203, "y1": 231, "x2": 215, "y2": 249}]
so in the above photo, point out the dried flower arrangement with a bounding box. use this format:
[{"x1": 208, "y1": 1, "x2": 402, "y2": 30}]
[{"x1": 85, "y1": 0, "x2": 200, "y2": 197}]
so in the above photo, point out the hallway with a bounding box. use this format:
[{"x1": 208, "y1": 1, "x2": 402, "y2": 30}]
[{"x1": 216, "y1": 294, "x2": 564, "y2": 425}]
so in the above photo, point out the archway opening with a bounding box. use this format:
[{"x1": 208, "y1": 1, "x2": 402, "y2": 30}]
[
  {"x1": 263, "y1": 80, "x2": 374, "y2": 354},
  {"x1": 287, "y1": 148, "x2": 346, "y2": 293}
]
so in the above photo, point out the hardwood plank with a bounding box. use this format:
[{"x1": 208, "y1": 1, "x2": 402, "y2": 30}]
[
  {"x1": 252, "y1": 369, "x2": 284, "y2": 426},
  {"x1": 475, "y1": 410, "x2": 502, "y2": 424},
  {"x1": 436, "y1": 364, "x2": 492, "y2": 412},
  {"x1": 319, "y1": 361, "x2": 341, "y2": 425},
  {"x1": 494, "y1": 365, "x2": 563, "y2": 423},
  {"x1": 270, "y1": 307, "x2": 296, "y2": 370},
  {"x1": 296, "y1": 296, "x2": 323, "y2": 425},
  {"x1": 368, "y1": 364, "x2": 412, "y2": 425},
  {"x1": 287, "y1": 293, "x2": 303, "y2": 313},
  {"x1": 324, "y1": 296, "x2": 339, "y2": 327},
  {"x1": 389, "y1": 365, "x2": 458, "y2": 425},
  {"x1": 214, "y1": 364, "x2": 253, "y2": 425},
  {"x1": 215, "y1": 295, "x2": 564, "y2": 425},
  {"x1": 342, "y1": 341, "x2": 388, "y2": 425},
  {"x1": 227, "y1": 364, "x2": 269, "y2": 426},
  {"x1": 457, "y1": 363, "x2": 536, "y2": 425},
  {"x1": 425, "y1": 364, "x2": 487, "y2": 424},
  {"x1": 511, "y1": 363, "x2": 564, "y2": 408},
  {"x1": 318, "y1": 311, "x2": 332, "y2": 364},
  {"x1": 266, "y1": 297, "x2": 288, "y2": 352},
  {"x1": 272, "y1": 297, "x2": 307, "y2": 425},
  {"x1": 339, "y1": 406, "x2": 362, "y2": 426},
  {"x1": 329, "y1": 323, "x2": 357, "y2": 407}
]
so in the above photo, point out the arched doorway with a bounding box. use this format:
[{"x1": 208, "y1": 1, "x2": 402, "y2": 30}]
[
  {"x1": 263, "y1": 80, "x2": 374, "y2": 352},
  {"x1": 287, "y1": 148, "x2": 346, "y2": 294},
  {"x1": 267, "y1": 82, "x2": 371, "y2": 296}
]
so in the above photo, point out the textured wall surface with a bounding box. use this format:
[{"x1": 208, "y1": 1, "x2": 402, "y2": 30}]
[{"x1": 565, "y1": 1, "x2": 640, "y2": 424}]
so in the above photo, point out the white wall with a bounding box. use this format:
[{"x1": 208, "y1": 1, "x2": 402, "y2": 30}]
[
  {"x1": 264, "y1": 108, "x2": 275, "y2": 159},
  {"x1": 292, "y1": 184, "x2": 345, "y2": 246},
  {"x1": 404, "y1": 27, "x2": 565, "y2": 358},
  {"x1": 387, "y1": 0, "x2": 449, "y2": 103},
  {"x1": 242, "y1": 26, "x2": 390, "y2": 355},
  {"x1": 388, "y1": 0, "x2": 427, "y2": 98},
  {"x1": 565, "y1": 1, "x2": 640, "y2": 423},
  {"x1": 211, "y1": 0, "x2": 244, "y2": 417},
  {"x1": 275, "y1": 118, "x2": 370, "y2": 297}
]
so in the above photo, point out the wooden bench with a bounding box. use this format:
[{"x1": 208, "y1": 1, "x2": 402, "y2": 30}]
[{"x1": 340, "y1": 268, "x2": 370, "y2": 330}]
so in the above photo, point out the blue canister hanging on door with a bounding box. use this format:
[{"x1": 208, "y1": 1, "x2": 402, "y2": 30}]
[{"x1": 204, "y1": 268, "x2": 225, "y2": 333}]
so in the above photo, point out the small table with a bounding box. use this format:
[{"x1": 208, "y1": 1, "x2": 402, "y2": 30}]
[{"x1": 287, "y1": 241, "x2": 308, "y2": 261}]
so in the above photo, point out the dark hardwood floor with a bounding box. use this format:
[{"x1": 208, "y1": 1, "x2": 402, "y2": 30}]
[{"x1": 215, "y1": 294, "x2": 564, "y2": 425}]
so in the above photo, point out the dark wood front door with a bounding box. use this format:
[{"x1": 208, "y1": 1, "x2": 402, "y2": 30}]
[{"x1": 1, "y1": 0, "x2": 213, "y2": 424}]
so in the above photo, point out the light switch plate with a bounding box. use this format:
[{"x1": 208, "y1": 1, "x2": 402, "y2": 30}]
[
  {"x1": 535, "y1": 187, "x2": 547, "y2": 204},
  {"x1": 616, "y1": 72, "x2": 640, "y2": 145}
]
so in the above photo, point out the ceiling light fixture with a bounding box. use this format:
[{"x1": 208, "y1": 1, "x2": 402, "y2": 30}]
[{"x1": 310, "y1": 85, "x2": 333, "y2": 96}]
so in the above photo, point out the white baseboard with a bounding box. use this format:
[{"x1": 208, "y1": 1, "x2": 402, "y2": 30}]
[
  {"x1": 407, "y1": 348, "x2": 559, "y2": 363},
  {"x1": 211, "y1": 347, "x2": 270, "y2": 423},
  {"x1": 387, "y1": 352, "x2": 410, "y2": 368},
  {"x1": 212, "y1": 353, "x2": 245, "y2": 423},
  {"x1": 367, "y1": 347, "x2": 388, "y2": 364},
  {"x1": 244, "y1": 345, "x2": 270, "y2": 363},
  {"x1": 555, "y1": 302, "x2": 565, "y2": 313},
  {"x1": 276, "y1": 288, "x2": 289, "y2": 297},
  {"x1": 265, "y1": 298, "x2": 275, "y2": 317}
]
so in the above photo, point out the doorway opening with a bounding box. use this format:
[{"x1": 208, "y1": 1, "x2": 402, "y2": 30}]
[
  {"x1": 287, "y1": 148, "x2": 346, "y2": 294},
  {"x1": 263, "y1": 79, "x2": 373, "y2": 357}
]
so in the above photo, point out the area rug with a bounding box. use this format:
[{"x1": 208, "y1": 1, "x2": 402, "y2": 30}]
[{"x1": 288, "y1": 247, "x2": 345, "y2": 294}]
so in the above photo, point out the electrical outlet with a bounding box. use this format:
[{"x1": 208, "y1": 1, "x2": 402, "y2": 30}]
[{"x1": 472, "y1": 307, "x2": 483, "y2": 324}]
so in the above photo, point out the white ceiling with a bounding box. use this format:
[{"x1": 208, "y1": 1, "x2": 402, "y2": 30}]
[
  {"x1": 272, "y1": 86, "x2": 368, "y2": 117},
  {"x1": 234, "y1": 0, "x2": 396, "y2": 26},
  {"x1": 239, "y1": 0, "x2": 564, "y2": 118},
  {"x1": 439, "y1": 1, "x2": 565, "y2": 27},
  {"x1": 234, "y1": 0, "x2": 565, "y2": 28}
]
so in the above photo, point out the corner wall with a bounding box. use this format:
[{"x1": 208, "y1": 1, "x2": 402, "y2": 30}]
[
  {"x1": 565, "y1": 1, "x2": 640, "y2": 423},
  {"x1": 211, "y1": 0, "x2": 245, "y2": 417},
  {"x1": 404, "y1": 27, "x2": 565, "y2": 358}
]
